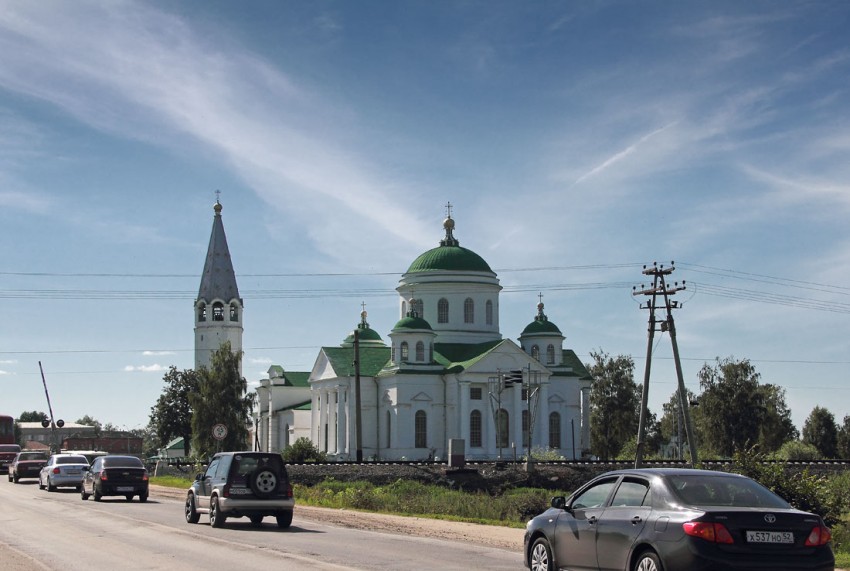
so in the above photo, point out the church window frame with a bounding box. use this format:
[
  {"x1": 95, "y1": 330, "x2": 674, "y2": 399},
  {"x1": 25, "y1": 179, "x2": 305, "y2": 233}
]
[
  {"x1": 415, "y1": 341, "x2": 425, "y2": 362},
  {"x1": 531, "y1": 345, "x2": 540, "y2": 360},
  {"x1": 212, "y1": 302, "x2": 224, "y2": 321},
  {"x1": 438, "y1": 298, "x2": 449, "y2": 323},
  {"x1": 485, "y1": 300, "x2": 493, "y2": 325},
  {"x1": 414, "y1": 298, "x2": 423, "y2": 317},
  {"x1": 547, "y1": 344, "x2": 555, "y2": 364},
  {"x1": 470, "y1": 387, "x2": 482, "y2": 400},
  {"x1": 400, "y1": 341, "x2": 409, "y2": 362},
  {"x1": 414, "y1": 410, "x2": 427, "y2": 448},
  {"x1": 464, "y1": 298, "x2": 474, "y2": 323},
  {"x1": 198, "y1": 303, "x2": 207, "y2": 322},
  {"x1": 230, "y1": 303, "x2": 239, "y2": 322},
  {"x1": 549, "y1": 412, "x2": 562, "y2": 449},
  {"x1": 470, "y1": 410, "x2": 482, "y2": 447}
]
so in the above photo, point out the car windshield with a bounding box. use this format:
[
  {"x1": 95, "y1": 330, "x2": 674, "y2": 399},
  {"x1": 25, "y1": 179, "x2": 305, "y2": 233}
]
[
  {"x1": 668, "y1": 474, "x2": 791, "y2": 508},
  {"x1": 19, "y1": 453, "x2": 46, "y2": 461},
  {"x1": 0, "y1": 445, "x2": 21, "y2": 453},
  {"x1": 57, "y1": 455, "x2": 88, "y2": 464},
  {"x1": 102, "y1": 456, "x2": 143, "y2": 468}
]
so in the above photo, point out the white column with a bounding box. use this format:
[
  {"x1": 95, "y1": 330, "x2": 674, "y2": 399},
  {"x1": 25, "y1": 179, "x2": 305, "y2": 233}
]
[
  {"x1": 513, "y1": 383, "x2": 523, "y2": 457},
  {"x1": 336, "y1": 387, "x2": 346, "y2": 455},
  {"x1": 538, "y1": 381, "x2": 550, "y2": 449},
  {"x1": 580, "y1": 387, "x2": 591, "y2": 454},
  {"x1": 459, "y1": 380, "x2": 469, "y2": 446}
]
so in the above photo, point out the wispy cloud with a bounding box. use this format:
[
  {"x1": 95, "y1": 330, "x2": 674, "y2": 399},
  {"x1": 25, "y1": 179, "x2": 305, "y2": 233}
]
[
  {"x1": 142, "y1": 350, "x2": 176, "y2": 357},
  {"x1": 124, "y1": 364, "x2": 167, "y2": 373},
  {"x1": 573, "y1": 122, "x2": 678, "y2": 185}
]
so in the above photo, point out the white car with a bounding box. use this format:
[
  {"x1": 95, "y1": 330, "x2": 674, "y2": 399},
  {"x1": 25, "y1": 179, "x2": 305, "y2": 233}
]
[{"x1": 39, "y1": 453, "x2": 89, "y2": 492}]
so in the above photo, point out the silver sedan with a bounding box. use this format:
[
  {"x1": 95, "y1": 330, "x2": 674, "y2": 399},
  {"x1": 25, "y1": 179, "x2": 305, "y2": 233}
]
[{"x1": 39, "y1": 454, "x2": 90, "y2": 492}]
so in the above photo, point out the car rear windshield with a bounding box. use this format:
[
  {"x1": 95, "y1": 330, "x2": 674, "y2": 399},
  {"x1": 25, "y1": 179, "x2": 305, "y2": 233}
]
[
  {"x1": 669, "y1": 474, "x2": 791, "y2": 509},
  {"x1": 102, "y1": 456, "x2": 143, "y2": 468},
  {"x1": 0, "y1": 445, "x2": 21, "y2": 453},
  {"x1": 57, "y1": 456, "x2": 88, "y2": 464},
  {"x1": 19, "y1": 453, "x2": 47, "y2": 461}
]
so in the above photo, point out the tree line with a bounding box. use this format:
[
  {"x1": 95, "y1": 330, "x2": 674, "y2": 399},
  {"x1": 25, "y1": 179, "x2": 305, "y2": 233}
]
[{"x1": 588, "y1": 350, "x2": 850, "y2": 461}]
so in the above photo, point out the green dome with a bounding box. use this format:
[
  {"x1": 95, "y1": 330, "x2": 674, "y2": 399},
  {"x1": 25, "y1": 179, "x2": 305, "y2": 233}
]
[
  {"x1": 521, "y1": 318, "x2": 562, "y2": 336},
  {"x1": 343, "y1": 326, "x2": 384, "y2": 345},
  {"x1": 519, "y1": 302, "x2": 562, "y2": 337},
  {"x1": 393, "y1": 315, "x2": 434, "y2": 331},
  {"x1": 407, "y1": 245, "x2": 493, "y2": 273}
]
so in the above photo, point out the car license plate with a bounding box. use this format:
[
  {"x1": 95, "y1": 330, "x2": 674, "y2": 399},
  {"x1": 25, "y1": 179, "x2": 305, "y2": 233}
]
[
  {"x1": 229, "y1": 487, "x2": 252, "y2": 495},
  {"x1": 117, "y1": 486, "x2": 134, "y2": 492},
  {"x1": 68, "y1": 470, "x2": 80, "y2": 475},
  {"x1": 746, "y1": 530, "x2": 794, "y2": 544}
]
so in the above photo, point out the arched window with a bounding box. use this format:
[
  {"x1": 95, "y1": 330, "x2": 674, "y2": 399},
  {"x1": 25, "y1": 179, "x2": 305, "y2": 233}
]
[
  {"x1": 531, "y1": 345, "x2": 540, "y2": 360},
  {"x1": 212, "y1": 302, "x2": 224, "y2": 321},
  {"x1": 197, "y1": 303, "x2": 206, "y2": 322},
  {"x1": 415, "y1": 341, "x2": 425, "y2": 362},
  {"x1": 485, "y1": 300, "x2": 493, "y2": 326},
  {"x1": 400, "y1": 341, "x2": 409, "y2": 361},
  {"x1": 438, "y1": 298, "x2": 449, "y2": 323},
  {"x1": 414, "y1": 298, "x2": 423, "y2": 316},
  {"x1": 549, "y1": 412, "x2": 562, "y2": 449},
  {"x1": 470, "y1": 410, "x2": 482, "y2": 447},
  {"x1": 546, "y1": 344, "x2": 555, "y2": 364},
  {"x1": 401, "y1": 300, "x2": 407, "y2": 317},
  {"x1": 496, "y1": 409, "x2": 510, "y2": 449},
  {"x1": 391, "y1": 346, "x2": 396, "y2": 363},
  {"x1": 415, "y1": 410, "x2": 427, "y2": 448},
  {"x1": 386, "y1": 410, "x2": 391, "y2": 448},
  {"x1": 230, "y1": 303, "x2": 239, "y2": 322},
  {"x1": 464, "y1": 298, "x2": 474, "y2": 323}
]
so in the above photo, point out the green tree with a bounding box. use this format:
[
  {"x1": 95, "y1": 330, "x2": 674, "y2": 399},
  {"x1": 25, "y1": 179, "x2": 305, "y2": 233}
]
[
  {"x1": 694, "y1": 357, "x2": 793, "y2": 457},
  {"x1": 18, "y1": 411, "x2": 48, "y2": 422},
  {"x1": 190, "y1": 342, "x2": 254, "y2": 459},
  {"x1": 282, "y1": 437, "x2": 327, "y2": 463},
  {"x1": 659, "y1": 388, "x2": 699, "y2": 459},
  {"x1": 149, "y1": 366, "x2": 201, "y2": 457},
  {"x1": 837, "y1": 415, "x2": 850, "y2": 459},
  {"x1": 76, "y1": 415, "x2": 103, "y2": 437},
  {"x1": 802, "y1": 406, "x2": 838, "y2": 459},
  {"x1": 587, "y1": 350, "x2": 640, "y2": 460},
  {"x1": 756, "y1": 384, "x2": 798, "y2": 452}
]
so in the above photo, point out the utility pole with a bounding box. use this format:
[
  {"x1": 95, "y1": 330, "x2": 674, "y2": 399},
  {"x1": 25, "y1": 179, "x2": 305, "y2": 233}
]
[
  {"x1": 632, "y1": 262, "x2": 698, "y2": 467},
  {"x1": 354, "y1": 329, "x2": 363, "y2": 462}
]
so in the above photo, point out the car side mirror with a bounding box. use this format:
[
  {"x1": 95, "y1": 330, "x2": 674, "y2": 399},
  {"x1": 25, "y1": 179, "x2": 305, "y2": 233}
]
[
  {"x1": 551, "y1": 496, "x2": 567, "y2": 510},
  {"x1": 195, "y1": 473, "x2": 204, "y2": 481}
]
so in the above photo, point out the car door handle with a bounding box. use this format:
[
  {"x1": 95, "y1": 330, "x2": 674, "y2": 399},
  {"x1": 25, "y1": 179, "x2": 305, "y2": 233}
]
[
  {"x1": 587, "y1": 516, "x2": 598, "y2": 525},
  {"x1": 631, "y1": 516, "x2": 643, "y2": 524}
]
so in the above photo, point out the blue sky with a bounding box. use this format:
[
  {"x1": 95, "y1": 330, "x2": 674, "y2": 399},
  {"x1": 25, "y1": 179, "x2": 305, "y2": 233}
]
[{"x1": 1, "y1": 1, "x2": 849, "y2": 436}]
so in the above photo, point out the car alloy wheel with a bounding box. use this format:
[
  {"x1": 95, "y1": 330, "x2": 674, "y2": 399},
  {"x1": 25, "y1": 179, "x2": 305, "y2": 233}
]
[
  {"x1": 210, "y1": 496, "x2": 226, "y2": 528},
  {"x1": 529, "y1": 537, "x2": 553, "y2": 571},
  {"x1": 185, "y1": 494, "x2": 200, "y2": 524},
  {"x1": 634, "y1": 551, "x2": 662, "y2": 571}
]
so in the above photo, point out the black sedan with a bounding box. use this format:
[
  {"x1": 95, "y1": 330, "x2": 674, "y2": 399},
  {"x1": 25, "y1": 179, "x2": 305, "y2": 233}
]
[
  {"x1": 524, "y1": 468, "x2": 833, "y2": 571},
  {"x1": 81, "y1": 455, "x2": 149, "y2": 502}
]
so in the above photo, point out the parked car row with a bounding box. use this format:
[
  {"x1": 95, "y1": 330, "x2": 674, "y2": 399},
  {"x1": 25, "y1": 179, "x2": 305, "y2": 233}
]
[{"x1": 5, "y1": 450, "x2": 149, "y2": 502}]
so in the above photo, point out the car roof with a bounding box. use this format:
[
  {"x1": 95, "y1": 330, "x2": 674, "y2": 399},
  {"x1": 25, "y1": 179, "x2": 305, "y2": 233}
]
[{"x1": 601, "y1": 468, "x2": 748, "y2": 479}]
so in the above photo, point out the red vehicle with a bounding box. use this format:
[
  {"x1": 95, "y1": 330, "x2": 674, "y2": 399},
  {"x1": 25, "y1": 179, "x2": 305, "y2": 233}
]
[{"x1": 0, "y1": 415, "x2": 19, "y2": 473}]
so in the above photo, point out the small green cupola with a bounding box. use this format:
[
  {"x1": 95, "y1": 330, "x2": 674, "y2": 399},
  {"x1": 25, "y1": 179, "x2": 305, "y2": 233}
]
[
  {"x1": 342, "y1": 308, "x2": 386, "y2": 348},
  {"x1": 388, "y1": 300, "x2": 437, "y2": 367},
  {"x1": 518, "y1": 298, "x2": 565, "y2": 366}
]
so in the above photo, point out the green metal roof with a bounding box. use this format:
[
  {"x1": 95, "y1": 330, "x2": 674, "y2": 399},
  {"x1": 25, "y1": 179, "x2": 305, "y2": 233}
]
[
  {"x1": 406, "y1": 245, "x2": 493, "y2": 273},
  {"x1": 559, "y1": 349, "x2": 593, "y2": 380},
  {"x1": 520, "y1": 316, "x2": 562, "y2": 336},
  {"x1": 281, "y1": 371, "x2": 310, "y2": 387},
  {"x1": 433, "y1": 340, "x2": 503, "y2": 373},
  {"x1": 393, "y1": 315, "x2": 433, "y2": 331},
  {"x1": 343, "y1": 326, "x2": 384, "y2": 344},
  {"x1": 322, "y1": 346, "x2": 391, "y2": 377}
]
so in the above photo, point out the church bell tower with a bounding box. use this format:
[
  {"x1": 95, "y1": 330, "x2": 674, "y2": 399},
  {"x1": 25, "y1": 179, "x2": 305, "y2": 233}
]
[{"x1": 194, "y1": 199, "x2": 243, "y2": 375}]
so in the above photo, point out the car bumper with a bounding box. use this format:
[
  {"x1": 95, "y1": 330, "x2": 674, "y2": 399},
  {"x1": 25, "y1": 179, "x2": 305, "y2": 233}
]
[
  {"x1": 218, "y1": 496, "x2": 295, "y2": 516},
  {"x1": 98, "y1": 483, "x2": 149, "y2": 496},
  {"x1": 661, "y1": 539, "x2": 835, "y2": 571},
  {"x1": 16, "y1": 467, "x2": 44, "y2": 478},
  {"x1": 49, "y1": 474, "x2": 86, "y2": 487}
]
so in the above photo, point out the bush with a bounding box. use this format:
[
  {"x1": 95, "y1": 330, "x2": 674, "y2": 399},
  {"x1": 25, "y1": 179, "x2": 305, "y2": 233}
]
[
  {"x1": 772, "y1": 440, "x2": 821, "y2": 461},
  {"x1": 730, "y1": 446, "x2": 841, "y2": 526},
  {"x1": 282, "y1": 437, "x2": 327, "y2": 463}
]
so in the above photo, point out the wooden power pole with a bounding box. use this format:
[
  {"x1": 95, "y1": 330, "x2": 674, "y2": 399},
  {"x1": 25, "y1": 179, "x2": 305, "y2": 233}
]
[{"x1": 633, "y1": 262, "x2": 698, "y2": 467}]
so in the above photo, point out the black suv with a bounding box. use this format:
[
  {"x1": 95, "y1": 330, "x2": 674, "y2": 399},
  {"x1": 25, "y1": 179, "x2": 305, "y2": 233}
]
[{"x1": 185, "y1": 451, "x2": 294, "y2": 529}]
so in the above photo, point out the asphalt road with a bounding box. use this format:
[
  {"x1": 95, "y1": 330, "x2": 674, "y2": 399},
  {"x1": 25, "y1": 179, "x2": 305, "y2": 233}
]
[{"x1": 0, "y1": 479, "x2": 523, "y2": 570}]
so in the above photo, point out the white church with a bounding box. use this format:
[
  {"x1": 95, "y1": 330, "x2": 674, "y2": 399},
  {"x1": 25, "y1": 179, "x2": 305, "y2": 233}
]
[{"x1": 195, "y1": 201, "x2": 593, "y2": 461}]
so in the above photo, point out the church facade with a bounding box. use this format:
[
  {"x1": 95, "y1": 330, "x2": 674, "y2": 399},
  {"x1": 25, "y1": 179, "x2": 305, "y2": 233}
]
[
  {"x1": 195, "y1": 200, "x2": 593, "y2": 461},
  {"x1": 253, "y1": 211, "x2": 593, "y2": 461}
]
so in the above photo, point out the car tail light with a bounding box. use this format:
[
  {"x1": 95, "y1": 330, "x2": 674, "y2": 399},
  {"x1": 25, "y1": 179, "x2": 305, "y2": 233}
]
[
  {"x1": 142, "y1": 471, "x2": 149, "y2": 482},
  {"x1": 223, "y1": 483, "x2": 230, "y2": 498},
  {"x1": 284, "y1": 483, "x2": 293, "y2": 499},
  {"x1": 100, "y1": 471, "x2": 108, "y2": 481},
  {"x1": 805, "y1": 525, "x2": 831, "y2": 546},
  {"x1": 52, "y1": 467, "x2": 61, "y2": 474},
  {"x1": 683, "y1": 521, "x2": 735, "y2": 544}
]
